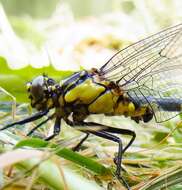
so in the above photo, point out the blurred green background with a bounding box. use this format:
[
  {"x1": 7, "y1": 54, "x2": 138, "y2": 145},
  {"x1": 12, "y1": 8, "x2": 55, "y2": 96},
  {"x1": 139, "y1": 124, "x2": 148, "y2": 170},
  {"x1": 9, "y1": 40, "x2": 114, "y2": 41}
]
[
  {"x1": 1, "y1": 0, "x2": 181, "y2": 21},
  {"x1": 1, "y1": 0, "x2": 128, "y2": 18}
]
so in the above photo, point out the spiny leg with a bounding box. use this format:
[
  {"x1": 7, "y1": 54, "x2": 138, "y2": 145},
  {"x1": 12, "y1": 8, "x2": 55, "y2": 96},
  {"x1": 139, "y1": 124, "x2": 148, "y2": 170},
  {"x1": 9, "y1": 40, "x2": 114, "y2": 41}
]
[
  {"x1": 27, "y1": 114, "x2": 55, "y2": 136},
  {"x1": 65, "y1": 119, "x2": 131, "y2": 190},
  {"x1": 82, "y1": 122, "x2": 135, "y2": 178},
  {"x1": 85, "y1": 128, "x2": 130, "y2": 190},
  {"x1": 45, "y1": 117, "x2": 61, "y2": 141},
  {"x1": 105, "y1": 127, "x2": 136, "y2": 168},
  {"x1": 65, "y1": 119, "x2": 89, "y2": 151},
  {"x1": 82, "y1": 122, "x2": 136, "y2": 154},
  {"x1": 102, "y1": 126, "x2": 136, "y2": 154},
  {"x1": 72, "y1": 133, "x2": 89, "y2": 151},
  {"x1": 0, "y1": 110, "x2": 49, "y2": 131}
]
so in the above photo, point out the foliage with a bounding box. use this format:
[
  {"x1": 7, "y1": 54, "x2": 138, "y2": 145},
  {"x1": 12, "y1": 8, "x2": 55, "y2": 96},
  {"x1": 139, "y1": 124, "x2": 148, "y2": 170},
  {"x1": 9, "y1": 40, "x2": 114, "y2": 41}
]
[{"x1": 0, "y1": 58, "x2": 73, "y2": 102}]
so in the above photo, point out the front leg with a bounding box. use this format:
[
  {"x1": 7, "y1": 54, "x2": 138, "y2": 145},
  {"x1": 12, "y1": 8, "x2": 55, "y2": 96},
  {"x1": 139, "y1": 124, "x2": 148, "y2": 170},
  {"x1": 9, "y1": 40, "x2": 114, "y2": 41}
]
[
  {"x1": 45, "y1": 117, "x2": 61, "y2": 141},
  {"x1": 1, "y1": 110, "x2": 49, "y2": 131},
  {"x1": 27, "y1": 114, "x2": 55, "y2": 136},
  {"x1": 72, "y1": 133, "x2": 89, "y2": 151},
  {"x1": 65, "y1": 119, "x2": 89, "y2": 151}
]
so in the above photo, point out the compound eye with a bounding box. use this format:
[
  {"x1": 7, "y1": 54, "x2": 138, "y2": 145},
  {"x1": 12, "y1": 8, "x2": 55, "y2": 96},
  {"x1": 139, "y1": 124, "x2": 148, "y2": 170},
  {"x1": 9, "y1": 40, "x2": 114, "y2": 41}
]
[
  {"x1": 32, "y1": 76, "x2": 44, "y2": 86},
  {"x1": 30, "y1": 76, "x2": 45, "y2": 99},
  {"x1": 47, "y1": 78, "x2": 55, "y2": 85}
]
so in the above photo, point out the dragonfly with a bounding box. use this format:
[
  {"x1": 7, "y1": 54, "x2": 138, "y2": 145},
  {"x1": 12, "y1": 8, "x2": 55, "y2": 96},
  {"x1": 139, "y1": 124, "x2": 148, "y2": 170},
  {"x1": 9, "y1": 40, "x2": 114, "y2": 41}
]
[{"x1": 1, "y1": 23, "x2": 182, "y2": 190}]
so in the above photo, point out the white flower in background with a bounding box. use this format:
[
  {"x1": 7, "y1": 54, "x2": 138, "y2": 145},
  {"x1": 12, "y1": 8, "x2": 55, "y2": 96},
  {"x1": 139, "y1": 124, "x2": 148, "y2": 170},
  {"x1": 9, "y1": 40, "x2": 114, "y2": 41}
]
[
  {"x1": 79, "y1": 48, "x2": 114, "y2": 70},
  {"x1": 45, "y1": 10, "x2": 146, "y2": 70},
  {"x1": 47, "y1": 44, "x2": 80, "y2": 71},
  {"x1": 0, "y1": 1, "x2": 181, "y2": 71},
  {"x1": 29, "y1": 48, "x2": 50, "y2": 68},
  {"x1": 0, "y1": 3, "x2": 152, "y2": 71}
]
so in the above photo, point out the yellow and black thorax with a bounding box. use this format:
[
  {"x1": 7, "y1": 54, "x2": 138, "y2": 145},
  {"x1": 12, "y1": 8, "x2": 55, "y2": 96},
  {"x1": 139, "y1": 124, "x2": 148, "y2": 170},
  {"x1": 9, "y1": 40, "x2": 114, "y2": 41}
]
[{"x1": 57, "y1": 70, "x2": 154, "y2": 123}]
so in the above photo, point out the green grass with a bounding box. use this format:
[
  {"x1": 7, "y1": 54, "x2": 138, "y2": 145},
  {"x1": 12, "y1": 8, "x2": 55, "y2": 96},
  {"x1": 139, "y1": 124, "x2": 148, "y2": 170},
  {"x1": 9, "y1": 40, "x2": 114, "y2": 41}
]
[{"x1": 1, "y1": 101, "x2": 182, "y2": 189}]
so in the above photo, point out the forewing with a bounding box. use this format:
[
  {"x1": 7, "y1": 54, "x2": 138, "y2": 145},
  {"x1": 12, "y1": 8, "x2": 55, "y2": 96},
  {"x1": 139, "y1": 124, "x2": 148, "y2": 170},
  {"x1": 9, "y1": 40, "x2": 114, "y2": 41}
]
[{"x1": 99, "y1": 23, "x2": 182, "y2": 122}]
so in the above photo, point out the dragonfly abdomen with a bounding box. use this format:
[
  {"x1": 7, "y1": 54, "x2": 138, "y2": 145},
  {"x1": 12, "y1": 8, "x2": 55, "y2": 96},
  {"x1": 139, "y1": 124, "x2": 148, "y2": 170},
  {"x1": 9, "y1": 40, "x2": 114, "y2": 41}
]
[
  {"x1": 155, "y1": 98, "x2": 182, "y2": 112},
  {"x1": 131, "y1": 96, "x2": 182, "y2": 112},
  {"x1": 111, "y1": 95, "x2": 153, "y2": 123}
]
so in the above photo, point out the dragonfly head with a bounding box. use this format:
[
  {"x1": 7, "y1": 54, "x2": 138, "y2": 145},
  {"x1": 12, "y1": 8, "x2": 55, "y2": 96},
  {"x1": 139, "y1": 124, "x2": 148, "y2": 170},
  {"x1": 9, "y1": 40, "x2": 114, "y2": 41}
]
[{"x1": 26, "y1": 75, "x2": 57, "y2": 111}]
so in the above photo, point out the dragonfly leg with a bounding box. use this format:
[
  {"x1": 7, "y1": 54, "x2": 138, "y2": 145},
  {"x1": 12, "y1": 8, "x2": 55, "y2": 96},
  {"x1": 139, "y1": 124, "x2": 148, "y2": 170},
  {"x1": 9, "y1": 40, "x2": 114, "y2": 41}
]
[
  {"x1": 105, "y1": 126, "x2": 136, "y2": 154},
  {"x1": 27, "y1": 114, "x2": 55, "y2": 136},
  {"x1": 86, "y1": 128, "x2": 130, "y2": 190},
  {"x1": 45, "y1": 117, "x2": 61, "y2": 141},
  {"x1": 72, "y1": 133, "x2": 89, "y2": 151},
  {"x1": 65, "y1": 119, "x2": 131, "y2": 190},
  {"x1": 0, "y1": 110, "x2": 49, "y2": 131},
  {"x1": 65, "y1": 119, "x2": 90, "y2": 151},
  {"x1": 103, "y1": 126, "x2": 135, "y2": 169},
  {"x1": 79, "y1": 121, "x2": 136, "y2": 154},
  {"x1": 82, "y1": 122, "x2": 135, "y2": 174}
]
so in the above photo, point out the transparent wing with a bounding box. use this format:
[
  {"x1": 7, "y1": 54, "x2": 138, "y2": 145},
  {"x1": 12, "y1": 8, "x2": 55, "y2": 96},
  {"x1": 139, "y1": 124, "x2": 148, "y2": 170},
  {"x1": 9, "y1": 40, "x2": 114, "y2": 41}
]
[
  {"x1": 127, "y1": 66, "x2": 182, "y2": 122},
  {"x1": 99, "y1": 23, "x2": 182, "y2": 122}
]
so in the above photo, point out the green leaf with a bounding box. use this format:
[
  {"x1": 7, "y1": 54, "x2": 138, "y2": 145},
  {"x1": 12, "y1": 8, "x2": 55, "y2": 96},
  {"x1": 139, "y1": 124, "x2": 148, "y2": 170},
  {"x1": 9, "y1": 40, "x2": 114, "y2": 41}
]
[
  {"x1": 15, "y1": 138, "x2": 111, "y2": 176},
  {"x1": 15, "y1": 138, "x2": 49, "y2": 148},
  {"x1": 0, "y1": 57, "x2": 73, "y2": 102},
  {"x1": 18, "y1": 158, "x2": 104, "y2": 190}
]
